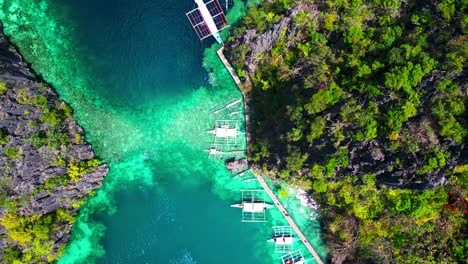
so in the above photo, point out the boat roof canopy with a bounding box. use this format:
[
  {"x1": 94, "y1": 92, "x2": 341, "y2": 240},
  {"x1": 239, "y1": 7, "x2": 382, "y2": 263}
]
[{"x1": 242, "y1": 202, "x2": 267, "y2": 213}]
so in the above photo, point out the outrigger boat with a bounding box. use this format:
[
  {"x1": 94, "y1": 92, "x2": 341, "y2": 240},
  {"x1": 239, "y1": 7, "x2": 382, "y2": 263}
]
[
  {"x1": 186, "y1": 0, "x2": 229, "y2": 44},
  {"x1": 269, "y1": 226, "x2": 294, "y2": 253},
  {"x1": 207, "y1": 125, "x2": 238, "y2": 137},
  {"x1": 268, "y1": 235, "x2": 294, "y2": 245},
  {"x1": 233, "y1": 190, "x2": 272, "y2": 222},
  {"x1": 204, "y1": 148, "x2": 243, "y2": 155},
  {"x1": 280, "y1": 250, "x2": 306, "y2": 264},
  {"x1": 233, "y1": 169, "x2": 249, "y2": 178},
  {"x1": 225, "y1": 99, "x2": 242, "y2": 108},
  {"x1": 284, "y1": 257, "x2": 305, "y2": 264},
  {"x1": 211, "y1": 99, "x2": 242, "y2": 115},
  {"x1": 231, "y1": 201, "x2": 273, "y2": 212}
]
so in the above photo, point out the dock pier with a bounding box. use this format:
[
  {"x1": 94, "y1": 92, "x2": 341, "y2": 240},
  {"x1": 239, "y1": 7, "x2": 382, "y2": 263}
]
[{"x1": 217, "y1": 46, "x2": 324, "y2": 264}]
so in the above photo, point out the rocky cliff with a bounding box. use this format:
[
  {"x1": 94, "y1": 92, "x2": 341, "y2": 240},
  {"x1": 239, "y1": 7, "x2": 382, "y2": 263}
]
[
  {"x1": 224, "y1": 0, "x2": 467, "y2": 263},
  {"x1": 0, "y1": 23, "x2": 108, "y2": 262},
  {"x1": 225, "y1": 1, "x2": 467, "y2": 190}
]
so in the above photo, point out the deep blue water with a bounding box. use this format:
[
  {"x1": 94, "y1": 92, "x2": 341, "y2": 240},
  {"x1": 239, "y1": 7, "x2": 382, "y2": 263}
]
[{"x1": 62, "y1": 0, "x2": 208, "y2": 105}]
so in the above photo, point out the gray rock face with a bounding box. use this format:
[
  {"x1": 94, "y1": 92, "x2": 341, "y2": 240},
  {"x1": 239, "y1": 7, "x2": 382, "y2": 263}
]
[
  {"x1": 250, "y1": 17, "x2": 291, "y2": 55},
  {"x1": 242, "y1": 17, "x2": 293, "y2": 76},
  {"x1": 226, "y1": 3, "x2": 318, "y2": 79},
  {"x1": 0, "y1": 23, "x2": 108, "y2": 259}
]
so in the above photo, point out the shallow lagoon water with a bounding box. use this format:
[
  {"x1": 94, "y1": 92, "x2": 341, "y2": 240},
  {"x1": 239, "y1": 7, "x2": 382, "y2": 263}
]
[{"x1": 0, "y1": 0, "x2": 326, "y2": 263}]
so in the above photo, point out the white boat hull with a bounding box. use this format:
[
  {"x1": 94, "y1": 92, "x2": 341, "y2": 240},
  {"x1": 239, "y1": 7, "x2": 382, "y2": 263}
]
[{"x1": 194, "y1": 0, "x2": 223, "y2": 44}]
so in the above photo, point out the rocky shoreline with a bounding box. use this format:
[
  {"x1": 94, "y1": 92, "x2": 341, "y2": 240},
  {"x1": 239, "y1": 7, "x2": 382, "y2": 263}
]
[
  {"x1": 223, "y1": 0, "x2": 467, "y2": 262},
  {"x1": 224, "y1": 2, "x2": 466, "y2": 190},
  {"x1": 0, "y1": 23, "x2": 107, "y2": 262}
]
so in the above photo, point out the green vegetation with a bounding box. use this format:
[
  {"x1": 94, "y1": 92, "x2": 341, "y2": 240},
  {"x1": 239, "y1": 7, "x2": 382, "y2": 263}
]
[
  {"x1": 40, "y1": 110, "x2": 62, "y2": 126},
  {"x1": 74, "y1": 133, "x2": 83, "y2": 144},
  {"x1": 3, "y1": 147, "x2": 22, "y2": 160},
  {"x1": 0, "y1": 175, "x2": 13, "y2": 209},
  {"x1": 59, "y1": 102, "x2": 73, "y2": 118},
  {"x1": 228, "y1": 0, "x2": 467, "y2": 262},
  {"x1": 16, "y1": 88, "x2": 72, "y2": 128},
  {"x1": 278, "y1": 187, "x2": 289, "y2": 198},
  {"x1": 16, "y1": 89, "x2": 48, "y2": 109},
  {"x1": 37, "y1": 83, "x2": 47, "y2": 92},
  {"x1": 31, "y1": 175, "x2": 70, "y2": 196},
  {"x1": 0, "y1": 209, "x2": 75, "y2": 263},
  {"x1": 319, "y1": 171, "x2": 467, "y2": 263},
  {"x1": 23, "y1": 129, "x2": 71, "y2": 150},
  {"x1": 67, "y1": 159, "x2": 101, "y2": 181},
  {"x1": 0, "y1": 129, "x2": 10, "y2": 145},
  {"x1": 0, "y1": 82, "x2": 8, "y2": 95},
  {"x1": 27, "y1": 119, "x2": 38, "y2": 128},
  {"x1": 16, "y1": 89, "x2": 38, "y2": 106}
]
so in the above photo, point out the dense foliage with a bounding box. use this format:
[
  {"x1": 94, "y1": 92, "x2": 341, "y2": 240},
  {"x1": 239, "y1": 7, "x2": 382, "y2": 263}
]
[
  {"x1": 226, "y1": 0, "x2": 467, "y2": 262},
  {"x1": 1, "y1": 209, "x2": 75, "y2": 263}
]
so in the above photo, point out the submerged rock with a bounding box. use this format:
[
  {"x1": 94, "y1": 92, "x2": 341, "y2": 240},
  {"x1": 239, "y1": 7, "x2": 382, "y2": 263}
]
[{"x1": 225, "y1": 158, "x2": 249, "y2": 173}]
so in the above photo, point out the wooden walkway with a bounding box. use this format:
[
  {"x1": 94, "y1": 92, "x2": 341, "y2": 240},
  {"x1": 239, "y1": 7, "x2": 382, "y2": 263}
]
[
  {"x1": 217, "y1": 47, "x2": 252, "y2": 156},
  {"x1": 217, "y1": 46, "x2": 324, "y2": 264},
  {"x1": 256, "y1": 176, "x2": 324, "y2": 264}
]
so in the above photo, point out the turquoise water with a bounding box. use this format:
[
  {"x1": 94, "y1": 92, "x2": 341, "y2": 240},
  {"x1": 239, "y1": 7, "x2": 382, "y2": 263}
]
[{"x1": 0, "y1": 0, "x2": 327, "y2": 263}]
